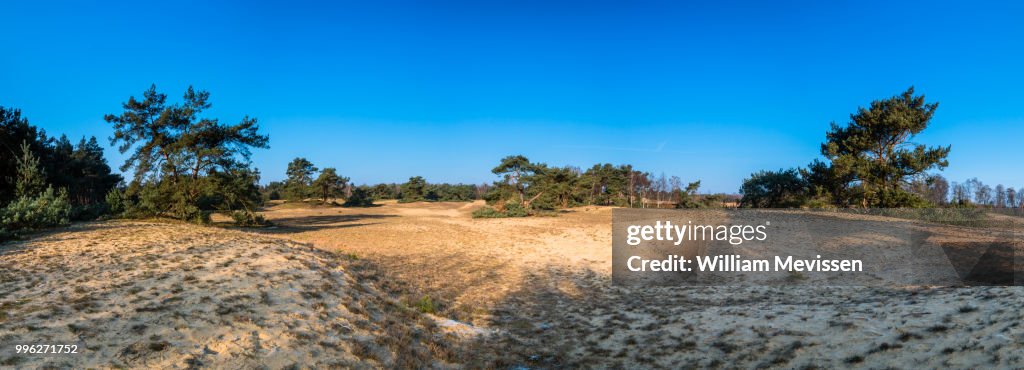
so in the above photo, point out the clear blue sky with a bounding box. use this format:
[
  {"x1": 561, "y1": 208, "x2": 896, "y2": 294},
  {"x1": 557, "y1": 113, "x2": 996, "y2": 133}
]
[{"x1": 2, "y1": 1, "x2": 1022, "y2": 193}]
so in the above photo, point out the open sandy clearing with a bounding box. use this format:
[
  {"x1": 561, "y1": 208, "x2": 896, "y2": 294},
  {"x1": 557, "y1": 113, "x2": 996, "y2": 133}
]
[
  {"x1": 259, "y1": 201, "x2": 1024, "y2": 368},
  {"x1": 0, "y1": 202, "x2": 1022, "y2": 368}
]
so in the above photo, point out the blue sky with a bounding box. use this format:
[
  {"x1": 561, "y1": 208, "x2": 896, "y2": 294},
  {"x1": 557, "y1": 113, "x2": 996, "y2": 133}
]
[{"x1": 2, "y1": 1, "x2": 1022, "y2": 193}]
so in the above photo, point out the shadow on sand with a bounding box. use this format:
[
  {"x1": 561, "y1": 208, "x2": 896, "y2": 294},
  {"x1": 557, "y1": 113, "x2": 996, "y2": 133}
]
[{"x1": 256, "y1": 214, "x2": 397, "y2": 234}]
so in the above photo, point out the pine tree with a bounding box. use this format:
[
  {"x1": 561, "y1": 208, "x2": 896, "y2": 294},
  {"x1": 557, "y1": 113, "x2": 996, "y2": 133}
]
[
  {"x1": 818, "y1": 87, "x2": 950, "y2": 207},
  {"x1": 15, "y1": 141, "x2": 45, "y2": 198}
]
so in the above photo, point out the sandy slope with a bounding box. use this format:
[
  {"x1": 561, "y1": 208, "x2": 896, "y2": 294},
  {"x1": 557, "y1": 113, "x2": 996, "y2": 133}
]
[
  {"x1": 259, "y1": 201, "x2": 1024, "y2": 368},
  {"x1": 0, "y1": 221, "x2": 468, "y2": 369},
  {"x1": 2, "y1": 202, "x2": 1023, "y2": 368}
]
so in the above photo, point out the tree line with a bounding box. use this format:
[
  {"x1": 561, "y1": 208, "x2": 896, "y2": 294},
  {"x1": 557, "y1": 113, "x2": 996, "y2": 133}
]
[
  {"x1": 0, "y1": 107, "x2": 122, "y2": 239},
  {"x1": 5, "y1": 85, "x2": 1017, "y2": 239},
  {"x1": 264, "y1": 158, "x2": 484, "y2": 206},
  {"x1": 471, "y1": 155, "x2": 737, "y2": 217}
]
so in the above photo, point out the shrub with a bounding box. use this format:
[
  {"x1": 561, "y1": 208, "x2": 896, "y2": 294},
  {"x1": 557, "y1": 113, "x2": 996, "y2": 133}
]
[
  {"x1": 472, "y1": 203, "x2": 529, "y2": 218},
  {"x1": 1, "y1": 186, "x2": 71, "y2": 239},
  {"x1": 414, "y1": 295, "x2": 437, "y2": 314},
  {"x1": 471, "y1": 207, "x2": 504, "y2": 218},
  {"x1": 105, "y1": 188, "x2": 128, "y2": 217},
  {"x1": 230, "y1": 210, "x2": 268, "y2": 227},
  {"x1": 343, "y1": 187, "x2": 375, "y2": 207},
  {"x1": 70, "y1": 203, "x2": 109, "y2": 221}
]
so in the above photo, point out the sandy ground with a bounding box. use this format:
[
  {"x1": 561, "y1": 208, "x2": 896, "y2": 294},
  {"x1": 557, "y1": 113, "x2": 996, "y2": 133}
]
[
  {"x1": 0, "y1": 221, "x2": 474, "y2": 369},
  {"x1": 1, "y1": 201, "x2": 1022, "y2": 368}
]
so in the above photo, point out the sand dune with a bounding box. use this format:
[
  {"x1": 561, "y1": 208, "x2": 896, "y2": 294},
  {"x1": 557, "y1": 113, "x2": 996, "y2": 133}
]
[
  {"x1": 0, "y1": 221, "x2": 471, "y2": 368},
  {"x1": 2, "y1": 203, "x2": 1023, "y2": 368}
]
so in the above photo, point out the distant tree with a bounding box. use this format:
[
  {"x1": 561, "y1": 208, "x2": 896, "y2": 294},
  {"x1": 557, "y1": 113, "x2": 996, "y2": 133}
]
[
  {"x1": 400, "y1": 176, "x2": 428, "y2": 202},
  {"x1": 312, "y1": 167, "x2": 348, "y2": 203},
  {"x1": 974, "y1": 181, "x2": 993, "y2": 206},
  {"x1": 951, "y1": 181, "x2": 971, "y2": 206},
  {"x1": 63, "y1": 136, "x2": 121, "y2": 206},
  {"x1": 576, "y1": 163, "x2": 630, "y2": 206},
  {"x1": 475, "y1": 183, "x2": 491, "y2": 200},
  {"x1": 908, "y1": 174, "x2": 949, "y2": 206},
  {"x1": 669, "y1": 176, "x2": 682, "y2": 203},
  {"x1": 427, "y1": 183, "x2": 478, "y2": 202},
  {"x1": 994, "y1": 184, "x2": 1007, "y2": 208},
  {"x1": 263, "y1": 181, "x2": 285, "y2": 200},
  {"x1": 739, "y1": 168, "x2": 807, "y2": 208},
  {"x1": 369, "y1": 183, "x2": 398, "y2": 200},
  {"x1": 924, "y1": 174, "x2": 950, "y2": 206},
  {"x1": 1007, "y1": 187, "x2": 1018, "y2": 209},
  {"x1": 492, "y1": 155, "x2": 542, "y2": 205},
  {"x1": 818, "y1": 87, "x2": 950, "y2": 207},
  {"x1": 538, "y1": 166, "x2": 579, "y2": 208},
  {"x1": 655, "y1": 173, "x2": 668, "y2": 208},
  {"x1": 675, "y1": 180, "x2": 704, "y2": 209},
  {"x1": 284, "y1": 157, "x2": 317, "y2": 201},
  {"x1": 627, "y1": 168, "x2": 651, "y2": 208}
]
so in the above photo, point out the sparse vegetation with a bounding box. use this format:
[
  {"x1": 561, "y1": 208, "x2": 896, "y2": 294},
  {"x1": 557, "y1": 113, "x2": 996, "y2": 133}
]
[{"x1": 476, "y1": 155, "x2": 731, "y2": 216}]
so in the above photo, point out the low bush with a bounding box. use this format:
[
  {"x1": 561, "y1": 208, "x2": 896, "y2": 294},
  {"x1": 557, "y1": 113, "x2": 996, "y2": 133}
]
[
  {"x1": 472, "y1": 203, "x2": 529, "y2": 218},
  {"x1": 343, "y1": 188, "x2": 375, "y2": 207},
  {"x1": 231, "y1": 210, "x2": 269, "y2": 227},
  {"x1": 105, "y1": 188, "x2": 129, "y2": 217},
  {"x1": 0, "y1": 186, "x2": 72, "y2": 240}
]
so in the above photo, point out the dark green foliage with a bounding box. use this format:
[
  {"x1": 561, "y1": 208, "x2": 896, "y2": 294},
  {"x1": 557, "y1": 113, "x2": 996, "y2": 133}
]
[
  {"x1": 343, "y1": 187, "x2": 375, "y2": 207},
  {"x1": 231, "y1": 210, "x2": 268, "y2": 227},
  {"x1": 284, "y1": 158, "x2": 318, "y2": 201},
  {"x1": 801, "y1": 159, "x2": 853, "y2": 206},
  {"x1": 482, "y1": 155, "x2": 713, "y2": 214},
  {"x1": 400, "y1": 176, "x2": 428, "y2": 202},
  {"x1": 14, "y1": 141, "x2": 45, "y2": 198},
  {"x1": 741, "y1": 87, "x2": 953, "y2": 209},
  {"x1": 427, "y1": 183, "x2": 476, "y2": 201},
  {"x1": 0, "y1": 107, "x2": 41, "y2": 204},
  {"x1": 0, "y1": 106, "x2": 121, "y2": 214},
  {"x1": 312, "y1": 167, "x2": 348, "y2": 203},
  {"x1": 3, "y1": 148, "x2": 72, "y2": 239},
  {"x1": 1, "y1": 186, "x2": 71, "y2": 240},
  {"x1": 674, "y1": 180, "x2": 704, "y2": 208},
  {"x1": 576, "y1": 163, "x2": 631, "y2": 206},
  {"x1": 261, "y1": 181, "x2": 284, "y2": 201},
  {"x1": 399, "y1": 176, "x2": 478, "y2": 202},
  {"x1": 47, "y1": 136, "x2": 122, "y2": 209},
  {"x1": 491, "y1": 155, "x2": 541, "y2": 205},
  {"x1": 369, "y1": 183, "x2": 400, "y2": 200},
  {"x1": 739, "y1": 169, "x2": 808, "y2": 208},
  {"x1": 472, "y1": 203, "x2": 528, "y2": 218},
  {"x1": 105, "y1": 85, "x2": 268, "y2": 222},
  {"x1": 818, "y1": 87, "x2": 950, "y2": 207},
  {"x1": 105, "y1": 188, "x2": 128, "y2": 217},
  {"x1": 211, "y1": 165, "x2": 265, "y2": 215}
]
